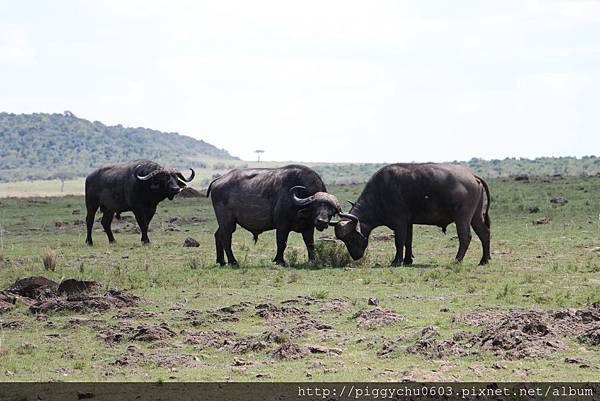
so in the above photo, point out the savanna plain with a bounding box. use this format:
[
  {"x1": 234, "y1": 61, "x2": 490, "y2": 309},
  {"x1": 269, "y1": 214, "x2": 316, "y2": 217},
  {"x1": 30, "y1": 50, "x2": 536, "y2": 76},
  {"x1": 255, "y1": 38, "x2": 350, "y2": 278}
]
[{"x1": 0, "y1": 175, "x2": 599, "y2": 381}]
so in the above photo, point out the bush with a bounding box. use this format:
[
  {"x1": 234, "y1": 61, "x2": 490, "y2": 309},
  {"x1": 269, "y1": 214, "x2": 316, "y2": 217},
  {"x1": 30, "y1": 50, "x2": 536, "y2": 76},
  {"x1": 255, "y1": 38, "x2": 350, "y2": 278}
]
[
  {"x1": 42, "y1": 248, "x2": 58, "y2": 271},
  {"x1": 312, "y1": 241, "x2": 352, "y2": 268}
]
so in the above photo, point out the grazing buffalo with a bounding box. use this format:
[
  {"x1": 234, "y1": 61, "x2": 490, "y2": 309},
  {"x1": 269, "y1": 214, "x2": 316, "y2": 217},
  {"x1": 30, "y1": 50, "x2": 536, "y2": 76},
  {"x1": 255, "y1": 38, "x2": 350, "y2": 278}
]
[
  {"x1": 206, "y1": 165, "x2": 342, "y2": 266},
  {"x1": 85, "y1": 159, "x2": 194, "y2": 245},
  {"x1": 333, "y1": 163, "x2": 491, "y2": 266}
]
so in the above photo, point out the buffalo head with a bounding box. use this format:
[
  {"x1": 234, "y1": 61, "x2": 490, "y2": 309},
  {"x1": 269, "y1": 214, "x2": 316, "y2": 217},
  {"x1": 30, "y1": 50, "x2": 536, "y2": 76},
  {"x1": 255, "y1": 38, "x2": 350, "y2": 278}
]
[
  {"x1": 290, "y1": 186, "x2": 342, "y2": 231},
  {"x1": 332, "y1": 212, "x2": 368, "y2": 260},
  {"x1": 136, "y1": 166, "x2": 195, "y2": 200}
]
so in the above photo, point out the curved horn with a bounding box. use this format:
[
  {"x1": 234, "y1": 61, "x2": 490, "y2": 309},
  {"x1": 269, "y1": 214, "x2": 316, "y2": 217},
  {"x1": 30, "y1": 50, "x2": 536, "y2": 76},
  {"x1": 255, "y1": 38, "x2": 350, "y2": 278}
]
[
  {"x1": 135, "y1": 166, "x2": 165, "y2": 181},
  {"x1": 176, "y1": 168, "x2": 195, "y2": 182},
  {"x1": 347, "y1": 200, "x2": 356, "y2": 208},
  {"x1": 290, "y1": 186, "x2": 315, "y2": 206},
  {"x1": 338, "y1": 212, "x2": 359, "y2": 224}
]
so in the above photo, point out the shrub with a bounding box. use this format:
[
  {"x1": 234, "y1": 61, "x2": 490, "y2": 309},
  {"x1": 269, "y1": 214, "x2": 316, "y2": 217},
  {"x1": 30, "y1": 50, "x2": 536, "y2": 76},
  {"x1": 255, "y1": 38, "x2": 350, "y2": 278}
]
[
  {"x1": 42, "y1": 248, "x2": 58, "y2": 271},
  {"x1": 312, "y1": 241, "x2": 352, "y2": 268}
]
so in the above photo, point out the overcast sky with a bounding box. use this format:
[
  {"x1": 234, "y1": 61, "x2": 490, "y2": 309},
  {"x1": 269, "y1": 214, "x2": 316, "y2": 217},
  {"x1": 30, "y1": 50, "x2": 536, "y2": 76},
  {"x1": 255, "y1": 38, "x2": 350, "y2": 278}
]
[{"x1": 1, "y1": 1, "x2": 599, "y2": 163}]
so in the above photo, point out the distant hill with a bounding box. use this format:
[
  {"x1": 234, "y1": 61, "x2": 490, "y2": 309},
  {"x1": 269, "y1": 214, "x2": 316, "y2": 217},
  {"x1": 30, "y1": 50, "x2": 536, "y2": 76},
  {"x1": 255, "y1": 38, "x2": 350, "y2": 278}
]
[{"x1": 0, "y1": 111, "x2": 236, "y2": 182}]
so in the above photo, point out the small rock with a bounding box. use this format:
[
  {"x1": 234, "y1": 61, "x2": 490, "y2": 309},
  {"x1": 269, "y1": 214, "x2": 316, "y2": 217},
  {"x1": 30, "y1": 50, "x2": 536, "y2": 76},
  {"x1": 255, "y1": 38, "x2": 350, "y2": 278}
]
[
  {"x1": 368, "y1": 297, "x2": 379, "y2": 306},
  {"x1": 550, "y1": 196, "x2": 568, "y2": 205},
  {"x1": 514, "y1": 174, "x2": 529, "y2": 181},
  {"x1": 533, "y1": 217, "x2": 551, "y2": 225},
  {"x1": 72, "y1": 209, "x2": 81, "y2": 215},
  {"x1": 528, "y1": 206, "x2": 540, "y2": 214},
  {"x1": 183, "y1": 237, "x2": 200, "y2": 247}
]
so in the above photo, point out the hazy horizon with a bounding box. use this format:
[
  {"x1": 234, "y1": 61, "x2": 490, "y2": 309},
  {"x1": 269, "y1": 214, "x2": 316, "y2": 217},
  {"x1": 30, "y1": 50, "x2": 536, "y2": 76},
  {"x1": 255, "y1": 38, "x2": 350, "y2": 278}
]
[{"x1": 1, "y1": 1, "x2": 599, "y2": 163}]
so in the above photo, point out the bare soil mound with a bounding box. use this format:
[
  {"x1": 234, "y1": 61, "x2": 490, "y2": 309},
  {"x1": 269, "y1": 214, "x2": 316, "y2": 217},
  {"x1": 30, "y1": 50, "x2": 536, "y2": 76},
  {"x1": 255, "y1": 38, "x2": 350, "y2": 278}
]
[
  {"x1": 255, "y1": 303, "x2": 308, "y2": 320},
  {"x1": 353, "y1": 307, "x2": 403, "y2": 328},
  {"x1": 4, "y1": 277, "x2": 140, "y2": 315}
]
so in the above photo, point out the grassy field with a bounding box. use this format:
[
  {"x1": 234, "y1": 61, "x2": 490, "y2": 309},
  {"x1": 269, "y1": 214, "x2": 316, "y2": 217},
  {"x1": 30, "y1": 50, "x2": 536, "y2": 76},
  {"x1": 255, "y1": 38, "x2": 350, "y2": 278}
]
[{"x1": 0, "y1": 175, "x2": 599, "y2": 382}]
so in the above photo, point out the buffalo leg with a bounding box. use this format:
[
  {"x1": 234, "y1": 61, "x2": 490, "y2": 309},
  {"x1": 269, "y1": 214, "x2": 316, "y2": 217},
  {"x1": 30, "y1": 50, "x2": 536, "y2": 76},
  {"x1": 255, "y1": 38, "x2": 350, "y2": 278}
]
[
  {"x1": 471, "y1": 215, "x2": 491, "y2": 266},
  {"x1": 214, "y1": 228, "x2": 226, "y2": 266},
  {"x1": 101, "y1": 211, "x2": 116, "y2": 243},
  {"x1": 454, "y1": 220, "x2": 472, "y2": 262},
  {"x1": 220, "y1": 225, "x2": 238, "y2": 266},
  {"x1": 391, "y1": 225, "x2": 408, "y2": 267},
  {"x1": 274, "y1": 228, "x2": 290, "y2": 266},
  {"x1": 133, "y1": 208, "x2": 153, "y2": 244},
  {"x1": 403, "y1": 224, "x2": 414, "y2": 266},
  {"x1": 85, "y1": 199, "x2": 99, "y2": 246},
  {"x1": 302, "y1": 229, "x2": 315, "y2": 261}
]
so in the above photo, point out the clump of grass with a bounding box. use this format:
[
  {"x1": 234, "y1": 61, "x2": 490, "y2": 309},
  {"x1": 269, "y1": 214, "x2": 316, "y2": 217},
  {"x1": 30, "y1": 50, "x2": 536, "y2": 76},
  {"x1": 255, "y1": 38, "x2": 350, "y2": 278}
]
[
  {"x1": 286, "y1": 248, "x2": 300, "y2": 267},
  {"x1": 310, "y1": 289, "x2": 329, "y2": 299},
  {"x1": 42, "y1": 248, "x2": 58, "y2": 271},
  {"x1": 188, "y1": 257, "x2": 200, "y2": 270},
  {"x1": 287, "y1": 272, "x2": 301, "y2": 283},
  {"x1": 311, "y1": 241, "x2": 352, "y2": 268},
  {"x1": 496, "y1": 283, "x2": 515, "y2": 299}
]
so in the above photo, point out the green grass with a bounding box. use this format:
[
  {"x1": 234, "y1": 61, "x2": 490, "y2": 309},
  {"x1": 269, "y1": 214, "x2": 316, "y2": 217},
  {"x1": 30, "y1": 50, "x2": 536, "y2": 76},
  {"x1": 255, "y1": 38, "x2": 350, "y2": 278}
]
[{"x1": 0, "y1": 175, "x2": 599, "y2": 381}]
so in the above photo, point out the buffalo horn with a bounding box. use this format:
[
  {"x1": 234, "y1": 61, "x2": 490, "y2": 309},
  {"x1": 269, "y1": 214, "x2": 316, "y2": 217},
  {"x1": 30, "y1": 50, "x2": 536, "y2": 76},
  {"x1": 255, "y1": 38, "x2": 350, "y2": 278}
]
[
  {"x1": 135, "y1": 167, "x2": 164, "y2": 181},
  {"x1": 290, "y1": 186, "x2": 315, "y2": 206},
  {"x1": 176, "y1": 168, "x2": 195, "y2": 182}
]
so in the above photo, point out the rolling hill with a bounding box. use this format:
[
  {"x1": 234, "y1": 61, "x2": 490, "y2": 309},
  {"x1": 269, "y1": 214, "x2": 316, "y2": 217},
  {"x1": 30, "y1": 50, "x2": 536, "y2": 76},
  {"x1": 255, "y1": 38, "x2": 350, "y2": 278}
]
[{"x1": 0, "y1": 111, "x2": 236, "y2": 182}]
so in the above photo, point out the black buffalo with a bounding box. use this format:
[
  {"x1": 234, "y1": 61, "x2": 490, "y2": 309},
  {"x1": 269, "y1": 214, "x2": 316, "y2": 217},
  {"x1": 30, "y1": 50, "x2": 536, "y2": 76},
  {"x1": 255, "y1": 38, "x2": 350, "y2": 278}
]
[
  {"x1": 206, "y1": 165, "x2": 342, "y2": 266},
  {"x1": 85, "y1": 160, "x2": 194, "y2": 245},
  {"x1": 333, "y1": 163, "x2": 491, "y2": 266}
]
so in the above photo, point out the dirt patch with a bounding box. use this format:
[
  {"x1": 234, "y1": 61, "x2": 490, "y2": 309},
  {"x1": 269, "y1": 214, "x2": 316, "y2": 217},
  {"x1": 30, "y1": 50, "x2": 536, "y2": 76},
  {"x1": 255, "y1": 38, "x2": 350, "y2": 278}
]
[
  {"x1": 183, "y1": 237, "x2": 200, "y2": 247},
  {"x1": 131, "y1": 323, "x2": 177, "y2": 342},
  {"x1": 114, "y1": 346, "x2": 206, "y2": 368},
  {"x1": 577, "y1": 327, "x2": 600, "y2": 346},
  {"x1": 218, "y1": 301, "x2": 253, "y2": 314},
  {"x1": 0, "y1": 320, "x2": 25, "y2": 329},
  {"x1": 0, "y1": 292, "x2": 16, "y2": 313},
  {"x1": 319, "y1": 298, "x2": 351, "y2": 312},
  {"x1": 476, "y1": 313, "x2": 564, "y2": 358},
  {"x1": 98, "y1": 323, "x2": 135, "y2": 344},
  {"x1": 4, "y1": 276, "x2": 141, "y2": 315},
  {"x1": 65, "y1": 317, "x2": 104, "y2": 328},
  {"x1": 449, "y1": 303, "x2": 600, "y2": 359},
  {"x1": 281, "y1": 296, "x2": 316, "y2": 306},
  {"x1": 30, "y1": 289, "x2": 140, "y2": 314},
  {"x1": 113, "y1": 310, "x2": 158, "y2": 319},
  {"x1": 263, "y1": 318, "x2": 332, "y2": 343},
  {"x1": 353, "y1": 307, "x2": 403, "y2": 328},
  {"x1": 255, "y1": 303, "x2": 308, "y2": 320},
  {"x1": 177, "y1": 187, "x2": 203, "y2": 198},
  {"x1": 7, "y1": 276, "x2": 58, "y2": 299},
  {"x1": 226, "y1": 336, "x2": 268, "y2": 354},
  {"x1": 533, "y1": 217, "x2": 551, "y2": 225},
  {"x1": 272, "y1": 342, "x2": 309, "y2": 360},
  {"x1": 185, "y1": 329, "x2": 236, "y2": 348},
  {"x1": 185, "y1": 309, "x2": 241, "y2": 327},
  {"x1": 406, "y1": 326, "x2": 469, "y2": 359}
]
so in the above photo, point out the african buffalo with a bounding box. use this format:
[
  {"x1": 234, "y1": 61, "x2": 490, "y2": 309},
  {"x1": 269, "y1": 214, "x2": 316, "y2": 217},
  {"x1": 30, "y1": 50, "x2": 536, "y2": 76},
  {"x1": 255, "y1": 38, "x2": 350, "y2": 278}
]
[
  {"x1": 333, "y1": 163, "x2": 491, "y2": 266},
  {"x1": 85, "y1": 159, "x2": 194, "y2": 245},
  {"x1": 206, "y1": 164, "x2": 342, "y2": 266}
]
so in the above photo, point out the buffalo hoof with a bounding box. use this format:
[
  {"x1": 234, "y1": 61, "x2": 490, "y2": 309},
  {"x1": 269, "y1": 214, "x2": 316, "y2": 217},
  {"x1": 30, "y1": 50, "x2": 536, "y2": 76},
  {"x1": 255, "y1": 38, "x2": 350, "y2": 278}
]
[
  {"x1": 141, "y1": 240, "x2": 150, "y2": 245},
  {"x1": 403, "y1": 259, "x2": 413, "y2": 266},
  {"x1": 274, "y1": 259, "x2": 287, "y2": 267},
  {"x1": 85, "y1": 240, "x2": 93, "y2": 246},
  {"x1": 478, "y1": 259, "x2": 489, "y2": 266},
  {"x1": 228, "y1": 260, "x2": 239, "y2": 267},
  {"x1": 390, "y1": 260, "x2": 402, "y2": 267},
  {"x1": 217, "y1": 260, "x2": 226, "y2": 267}
]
